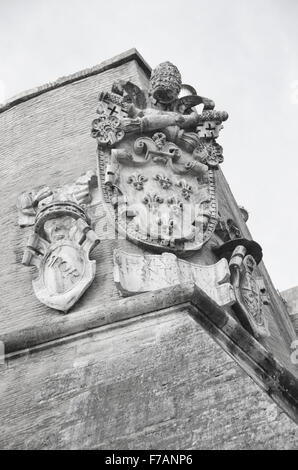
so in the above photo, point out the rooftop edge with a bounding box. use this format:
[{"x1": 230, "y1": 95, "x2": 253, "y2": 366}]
[{"x1": 0, "y1": 48, "x2": 151, "y2": 114}]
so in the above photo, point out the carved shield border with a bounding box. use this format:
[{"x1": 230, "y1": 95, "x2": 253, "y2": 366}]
[{"x1": 33, "y1": 240, "x2": 97, "y2": 312}]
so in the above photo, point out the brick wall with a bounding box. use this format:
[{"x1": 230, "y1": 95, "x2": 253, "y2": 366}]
[{"x1": 0, "y1": 308, "x2": 297, "y2": 450}]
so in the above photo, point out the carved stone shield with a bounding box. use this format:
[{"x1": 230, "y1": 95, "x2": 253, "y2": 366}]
[
  {"x1": 238, "y1": 255, "x2": 270, "y2": 337},
  {"x1": 98, "y1": 132, "x2": 218, "y2": 253},
  {"x1": 21, "y1": 204, "x2": 100, "y2": 312},
  {"x1": 32, "y1": 227, "x2": 97, "y2": 312}
]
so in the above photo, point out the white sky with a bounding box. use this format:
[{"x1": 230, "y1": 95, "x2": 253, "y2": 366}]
[{"x1": 0, "y1": 0, "x2": 297, "y2": 291}]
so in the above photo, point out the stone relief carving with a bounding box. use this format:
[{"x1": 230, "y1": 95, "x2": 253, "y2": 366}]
[
  {"x1": 239, "y1": 205, "x2": 249, "y2": 222},
  {"x1": 89, "y1": 60, "x2": 270, "y2": 339},
  {"x1": 92, "y1": 61, "x2": 228, "y2": 253},
  {"x1": 154, "y1": 173, "x2": 173, "y2": 189},
  {"x1": 214, "y1": 239, "x2": 270, "y2": 338},
  {"x1": 114, "y1": 249, "x2": 235, "y2": 307},
  {"x1": 127, "y1": 173, "x2": 148, "y2": 190},
  {"x1": 215, "y1": 212, "x2": 243, "y2": 242},
  {"x1": 193, "y1": 140, "x2": 224, "y2": 168},
  {"x1": 17, "y1": 171, "x2": 100, "y2": 312}
]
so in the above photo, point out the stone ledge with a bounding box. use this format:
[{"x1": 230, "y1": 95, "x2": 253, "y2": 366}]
[
  {"x1": 1, "y1": 284, "x2": 193, "y2": 355},
  {"x1": 0, "y1": 48, "x2": 151, "y2": 114},
  {"x1": 1, "y1": 282, "x2": 298, "y2": 425},
  {"x1": 188, "y1": 288, "x2": 298, "y2": 426}
]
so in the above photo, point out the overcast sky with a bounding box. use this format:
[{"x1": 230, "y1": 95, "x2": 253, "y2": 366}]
[{"x1": 0, "y1": 0, "x2": 297, "y2": 291}]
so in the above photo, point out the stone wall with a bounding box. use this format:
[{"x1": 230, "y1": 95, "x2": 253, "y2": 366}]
[{"x1": 0, "y1": 307, "x2": 298, "y2": 450}]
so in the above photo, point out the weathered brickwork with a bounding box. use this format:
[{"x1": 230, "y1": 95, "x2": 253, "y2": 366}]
[{"x1": 0, "y1": 309, "x2": 297, "y2": 450}]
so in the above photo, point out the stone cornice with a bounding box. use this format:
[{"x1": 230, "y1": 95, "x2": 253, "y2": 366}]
[
  {"x1": 1, "y1": 284, "x2": 193, "y2": 355},
  {"x1": 0, "y1": 48, "x2": 151, "y2": 114},
  {"x1": 1, "y1": 283, "x2": 298, "y2": 425}
]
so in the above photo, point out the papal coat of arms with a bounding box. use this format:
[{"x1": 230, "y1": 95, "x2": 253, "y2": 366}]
[{"x1": 91, "y1": 62, "x2": 228, "y2": 253}]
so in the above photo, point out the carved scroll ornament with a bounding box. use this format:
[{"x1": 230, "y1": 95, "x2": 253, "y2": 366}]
[{"x1": 114, "y1": 249, "x2": 235, "y2": 308}]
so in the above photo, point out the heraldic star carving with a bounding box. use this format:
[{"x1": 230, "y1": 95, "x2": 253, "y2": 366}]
[
  {"x1": 17, "y1": 171, "x2": 100, "y2": 312},
  {"x1": 91, "y1": 60, "x2": 270, "y2": 339}
]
